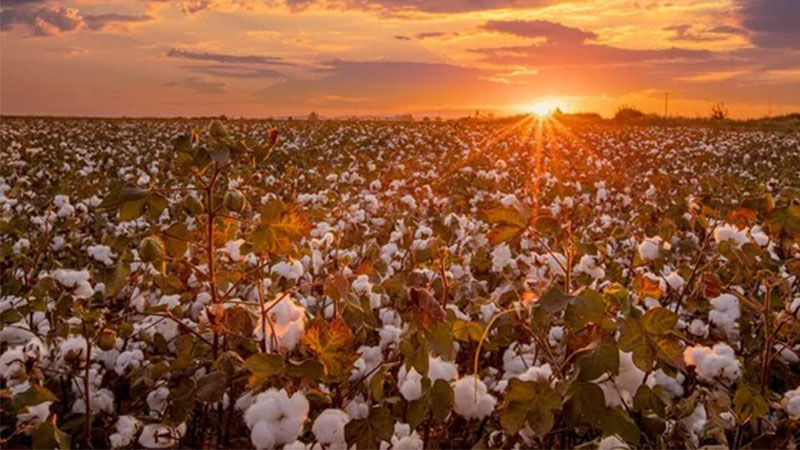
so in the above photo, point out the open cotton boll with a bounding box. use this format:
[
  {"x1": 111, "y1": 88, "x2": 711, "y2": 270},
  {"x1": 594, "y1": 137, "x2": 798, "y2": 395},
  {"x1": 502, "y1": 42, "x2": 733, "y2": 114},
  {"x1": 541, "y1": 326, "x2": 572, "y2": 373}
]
[
  {"x1": 491, "y1": 244, "x2": 515, "y2": 273},
  {"x1": 782, "y1": 387, "x2": 800, "y2": 420},
  {"x1": 224, "y1": 239, "x2": 248, "y2": 262},
  {"x1": 787, "y1": 298, "x2": 800, "y2": 320},
  {"x1": 683, "y1": 343, "x2": 741, "y2": 383},
  {"x1": 664, "y1": 271, "x2": 685, "y2": 290},
  {"x1": 379, "y1": 423, "x2": 423, "y2": 450},
  {"x1": 598, "y1": 434, "x2": 629, "y2": 450},
  {"x1": 110, "y1": 415, "x2": 142, "y2": 448},
  {"x1": 115, "y1": 349, "x2": 144, "y2": 375},
  {"x1": 312, "y1": 409, "x2": 349, "y2": 448},
  {"x1": 352, "y1": 274, "x2": 373, "y2": 296},
  {"x1": 713, "y1": 224, "x2": 748, "y2": 247},
  {"x1": 256, "y1": 295, "x2": 306, "y2": 352},
  {"x1": 351, "y1": 345, "x2": 383, "y2": 382},
  {"x1": 271, "y1": 260, "x2": 304, "y2": 281},
  {"x1": 680, "y1": 403, "x2": 707, "y2": 445},
  {"x1": 453, "y1": 376, "x2": 496, "y2": 420},
  {"x1": 398, "y1": 367, "x2": 424, "y2": 401},
  {"x1": 502, "y1": 343, "x2": 537, "y2": 378},
  {"x1": 709, "y1": 294, "x2": 740, "y2": 339},
  {"x1": 244, "y1": 389, "x2": 309, "y2": 450},
  {"x1": 597, "y1": 352, "x2": 645, "y2": 408},
  {"x1": 638, "y1": 237, "x2": 661, "y2": 262},
  {"x1": 17, "y1": 401, "x2": 52, "y2": 427},
  {"x1": 52, "y1": 269, "x2": 94, "y2": 299},
  {"x1": 574, "y1": 255, "x2": 605, "y2": 279},
  {"x1": 87, "y1": 244, "x2": 116, "y2": 266},
  {"x1": 137, "y1": 423, "x2": 186, "y2": 448}
]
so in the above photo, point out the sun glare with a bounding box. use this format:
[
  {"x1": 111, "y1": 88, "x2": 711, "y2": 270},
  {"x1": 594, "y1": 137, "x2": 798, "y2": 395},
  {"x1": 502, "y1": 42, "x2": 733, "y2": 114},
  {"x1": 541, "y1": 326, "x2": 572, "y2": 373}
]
[{"x1": 526, "y1": 98, "x2": 563, "y2": 117}]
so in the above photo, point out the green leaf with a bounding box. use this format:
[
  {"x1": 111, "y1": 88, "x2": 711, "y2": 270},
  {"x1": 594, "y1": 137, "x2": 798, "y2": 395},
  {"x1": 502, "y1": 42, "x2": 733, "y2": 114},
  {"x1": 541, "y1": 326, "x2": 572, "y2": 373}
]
[
  {"x1": 243, "y1": 353, "x2": 284, "y2": 388},
  {"x1": 538, "y1": 288, "x2": 573, "y2": 313},
  {"x1": 426, "y1": 322, "x2": 453, "y2": 359},
  {"x1": 431, "y1": 379, "x2": 454, "y2": 422},
  {"x1": 195, "y1": 371, "x2": 227, "y2": 403},
  {"x1": 618, "y1": 317, "x2": 654, "y2": 371},
  {"x1": 500, "y1": 379, "x2": 561, "y2": 435},
  {"x1": 162, "y1": 223, "x2": 189, "y2": 258},
  {"x1": 641, "y1": 307, "x2": 678, "y2": 335},
  {"x1": 32, "y1": 417, "x2": 69, "y2": 450},
  {"x1": 345, "y1": 406, "x2": 394, "y2": 449},
  {"x1": 302, "y1": 317, "x2": 358, "y2": 378},
  {"x1": 600, "y1": 408, "x2": 640, "y2": 445},
  {"x1": 578, "y1": 341, "x2": 619, "y2": 381},
  {"x1": 565, "y1": 290, "x2": 605, "y2": 330},
  {"x1": 15, "y1": 384, "x2": 57, "y2": 412},
  {"x1": 733, "y1": 386, "x2": 769, "y2": 421},
  {"x1": 633, "y1": 384, "x2": 665, "y2": 416},
  {"x1": 452, "y1": 320, "x2": 483, "y2": 342}
]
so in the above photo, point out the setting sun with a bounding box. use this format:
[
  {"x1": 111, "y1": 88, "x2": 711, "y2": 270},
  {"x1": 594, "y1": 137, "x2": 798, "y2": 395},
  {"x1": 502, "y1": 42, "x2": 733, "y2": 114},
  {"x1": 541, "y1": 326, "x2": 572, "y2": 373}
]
[{"x1": 526, "y1": 99, "x2": 563, "y2": 117}]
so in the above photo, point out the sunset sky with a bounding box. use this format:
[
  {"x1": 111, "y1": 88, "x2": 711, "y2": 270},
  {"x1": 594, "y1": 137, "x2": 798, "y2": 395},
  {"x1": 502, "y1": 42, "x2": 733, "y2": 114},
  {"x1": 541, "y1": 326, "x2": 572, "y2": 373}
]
[{"x1": 1, "y1": 0, "x2": 799, "y2": 118}]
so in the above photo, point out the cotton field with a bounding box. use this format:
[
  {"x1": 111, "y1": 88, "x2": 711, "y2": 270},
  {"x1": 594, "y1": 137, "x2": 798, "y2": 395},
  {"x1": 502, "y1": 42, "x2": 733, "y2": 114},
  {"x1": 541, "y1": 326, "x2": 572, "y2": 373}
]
[{"x1": 1, "y1": 117, "x2": 800, "y2": 449}]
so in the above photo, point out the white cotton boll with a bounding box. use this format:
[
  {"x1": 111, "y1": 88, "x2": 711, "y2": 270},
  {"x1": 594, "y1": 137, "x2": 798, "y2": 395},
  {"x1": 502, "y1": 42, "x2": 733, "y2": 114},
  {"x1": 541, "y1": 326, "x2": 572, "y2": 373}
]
[
  {"x1": 649, "y1": 369, "x2": 685, "y2": 398},
  {"x1": 750, "y1": 225, "x2": 769, "y2": 246},
  {"x1": 52, "y1": 269, "x2": 94, "y2": 299},
  {"x1": 312, "y1": 409, "x2": 349, "y2": 447},
  {"x1": 787, "y1": 298, "x2": 800, "y2": 320},
  {"x1": 543, "y1": 252, "x2": 567, "y2": 276},
  {"x1": 72, "y1": 388, "x2": 115, "y2": 415},
  {"x1": 224, "y1": 239, "x2": 247, "y2": 262},
  {"x1": 598, "y1": 434, "x2": 629, "y2": 450},
  {"x1": 271, "y1": 260, "x2": 305, "y2": 281},
  {"x1": 110, "y1": 415, "x2": 142, "y2": 448},
  {"x1": 12, "y1": 238, "x2": 30, "y2": 255},
  {"x1": 283, "y1": 440, "x2": 308, "y2": 450},
  {"x1": 638, "y1": 237, "x2": 661, "y2": 262},
  {"x1": 398, "y1": 367, "x2": 424, "y2": 401},
  {"x1": 491, "y1": 244, "x2": 515, "y2": 273},
  {"x1": 709, "y1": 294, "x2": 740, "y2": 339},
  {"x1": 138, "y1": 423, "x2": 186, "y2": 448},
  {"x1": 714, "y1": 224, "x2": 748, "y2": 248},
  {"x1": 665, "y1": 271, "x2": 685, "y2": 290},
  {"x1": 782, "y1": 386, "x2": 800, "y2": 420},
  {"x1": 379, "y1": 325, "x2": 403, "y2": 349},
  {"x1": 400, "y1": 195, "x2": 417, "y2": 209},
  {"x1": 58, "y1": 336, "x2": 89, "y2": 366},
  {"x1": 352, "y1": 274, "x2": 373, "y2": 296},
  {"x1": 680, "y1": 403, "x2": 707, "y2": 444},
  {"x1": 351, "y1": 345, "x2": 383, "y2": 382},
  {"x1": 147, "y1": 384, "x2": 170, "y2": 416},
  {"x1": 502, "y1": 343, "x2": 536, "y2": 378},
  {"x1": 429, "y1": 356, "x2": 459, "y2": 382},
  {"x1": 115, "y1": 349, "x2": 144, "y2": 375},
  {"x1": 687, "y1": 319, "x2": 709, "y2": 337},
  {"x1": 87, "y1": 244, "x2": 116, "y2": 266},
  {"x1": 244, "y1": 389, "x2": 309, "y2": 449},
  {"x1": 683, "y1": 343, "x2": 741, "y2": 383},
  {"x1": 453, "y1": 376, "x2": 496, "y2": 420},
  {"x1": 17, "y1": 401, "x2": 52, "y2": 427},
  {"x1": 548, "y1": 327, "x2": 564, "y2": 347},
  {"x1": 517, "y1": 363, "x2": 552, "y2": 383},
  {"x1": 380, "y1": 423, "x2": 423, "y2": 450},
  {"x1": 257, "y1": 295, "x2": 306, "y2": 352},
  {"x1": 598, "y1": 352, "x2": 645, "y2": 408},
  {"x1": 344, "y1": 395, "x2": 369, "y2": 420},
  {"x1": 574, "y1": 255, "x2": 605, "y2": 279}
]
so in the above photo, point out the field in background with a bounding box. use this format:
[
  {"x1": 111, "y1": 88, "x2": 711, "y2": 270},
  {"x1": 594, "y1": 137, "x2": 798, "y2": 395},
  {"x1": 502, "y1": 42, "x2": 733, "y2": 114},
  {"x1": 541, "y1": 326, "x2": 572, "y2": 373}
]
[{"x1": 1, "y1": 117, "x2": 800, "y2": 449}]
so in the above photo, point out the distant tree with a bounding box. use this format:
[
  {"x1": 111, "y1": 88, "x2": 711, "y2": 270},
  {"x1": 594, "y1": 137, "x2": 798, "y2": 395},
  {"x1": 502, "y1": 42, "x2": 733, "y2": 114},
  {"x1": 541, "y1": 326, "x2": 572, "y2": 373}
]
[
  {"x1": 710, "y1": 102, "x2": 729, "y2": 120},
  {"x1": 614, "y1": 105, "x2": 646, "y2": 121}
]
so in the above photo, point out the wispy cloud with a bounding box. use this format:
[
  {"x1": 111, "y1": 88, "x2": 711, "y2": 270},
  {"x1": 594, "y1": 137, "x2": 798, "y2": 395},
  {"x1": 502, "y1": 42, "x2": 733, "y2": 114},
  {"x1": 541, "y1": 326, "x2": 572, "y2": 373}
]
[{"x1": 167, "y1": 48, "x2": 293, "y2": 66}]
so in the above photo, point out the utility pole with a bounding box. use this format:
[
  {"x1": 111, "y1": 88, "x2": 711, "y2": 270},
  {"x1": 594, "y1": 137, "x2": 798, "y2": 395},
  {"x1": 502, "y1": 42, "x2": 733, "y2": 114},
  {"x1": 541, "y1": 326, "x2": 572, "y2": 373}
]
[{"x1": 664, "y1": 92, "x2": 669, "y2": 118}]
